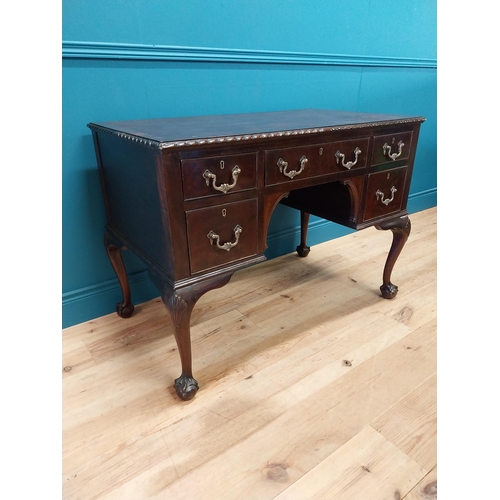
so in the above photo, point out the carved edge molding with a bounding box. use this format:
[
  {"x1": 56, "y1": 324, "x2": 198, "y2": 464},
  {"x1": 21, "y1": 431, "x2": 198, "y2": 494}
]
[
  {"x1": 88, "y1": 118, "x2": 426, "y2": 150},
  {"x1": 63, "y1": 41, "x2": 437, "y2": 69},
  {"x1": 88, "y1": 124, "x2": 162, "y2": 148}
]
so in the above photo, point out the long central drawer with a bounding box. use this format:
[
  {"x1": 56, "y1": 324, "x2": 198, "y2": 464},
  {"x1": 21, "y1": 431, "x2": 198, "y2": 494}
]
[{"x1": 265, "y1": 138, "x2": 369, "y2": 185}]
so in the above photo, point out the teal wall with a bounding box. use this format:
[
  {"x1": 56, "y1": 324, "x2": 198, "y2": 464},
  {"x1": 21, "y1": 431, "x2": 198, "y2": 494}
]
[{"x1": 62, "y1": 0, "x2": 437, "y2": 328}]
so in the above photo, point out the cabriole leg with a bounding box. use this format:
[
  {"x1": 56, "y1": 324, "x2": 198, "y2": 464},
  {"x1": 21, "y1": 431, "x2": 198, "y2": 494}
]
[
  {"x1": 162, "y1": 288, "x2": 198, "y2": 401},
  {"x1": 151, "y1": 271, "x2": 234, "y2": 401},
  {"x1": 104, "y1": 230, "x2": 134, "y2": 318},
  {"x1": 375, "y1": 215, "x2": 411, "y2": 299},
  {"x1": 296, "y1": 211, "x2": 311, "y2": 257}
]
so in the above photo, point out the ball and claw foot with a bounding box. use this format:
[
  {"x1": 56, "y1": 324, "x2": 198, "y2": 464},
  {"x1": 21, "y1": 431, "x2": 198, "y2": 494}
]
[
  {"x1": 380, "y1": 282, "x2": 398, "y2": 299},
  {"x1": 296, "y1": 244, "x2": 310, "y2": 258},
  {"x1": 174, "y1": 375, "x2": 199, "y2": 401},
  {"x1": 116, "y1": 301, "x2": 134, "y2": 318}
]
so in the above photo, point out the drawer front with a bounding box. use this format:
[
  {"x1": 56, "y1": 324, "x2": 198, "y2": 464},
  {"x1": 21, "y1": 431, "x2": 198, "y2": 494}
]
[
  {"x1": 372, "y1": 131, "x2": 413, "y2": 166},
  {"x1": 182, "y1": 153, "x2": 257, "y2": 200},
  {"x1": 186, "y1": 199, "x2": 258, "y2": 274},
  {"x1": 329, "y1": 138, "x2": 370, "y2": 173},
  {"x1": 265, "y1": 143, "x2": 330, "y2": 185},
  {"x1": 363, "y1": 166, "x2": 408, "y2": 221}
]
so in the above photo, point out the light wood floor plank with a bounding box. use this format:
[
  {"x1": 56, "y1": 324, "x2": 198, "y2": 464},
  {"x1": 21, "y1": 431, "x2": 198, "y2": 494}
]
[
  {"x1": 273, "y1": 425, "x2": 425, "y2": 500},
  {"x1": 372, "y1": 373, "x2": 437, "y2": 472},
  {"x1": 404, "y1": 465, "x2": 437, "y2": 499},
  {"x1": 103, "y1": 317, "x2": 435, "y2": 499}
]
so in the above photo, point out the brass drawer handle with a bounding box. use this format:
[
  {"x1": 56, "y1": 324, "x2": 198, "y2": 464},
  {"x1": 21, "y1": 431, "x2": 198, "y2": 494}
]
[
  {"x1": 383, "y1": 140, "x2": 405, "y2": 161},
  {"x1": 202, "y1": 165, "x2": 241, "y2": 193},
  {"x1": 376, "y1": 186, "x2": 397, "y2": 206},
  {"x1": 207, "y1": 225, "x2": 242, "y2": 251},
  {"x1": 277, "y1": 155, "x2": 308, "y2": 179},
  {"x1": 335, "y1": 147, "x2": 361, "y2": 169}
]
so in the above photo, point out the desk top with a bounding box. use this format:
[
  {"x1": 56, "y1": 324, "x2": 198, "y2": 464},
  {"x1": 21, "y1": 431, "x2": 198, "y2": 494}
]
[{"x1": 88, "y1": 109, "x2": 425, "y2": 149}]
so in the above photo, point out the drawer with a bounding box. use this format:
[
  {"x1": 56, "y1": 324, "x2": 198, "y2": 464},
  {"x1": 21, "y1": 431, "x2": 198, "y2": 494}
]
[
  {"x1": 363, "y1": 166, "x2": 408, "y2": 221},
  {"x1": 372, "y1": 131, "x2": 413, "y2": 166},
  {"x1": 265, "y1": 143, "x2": 330, "y2": 185},
  {"x1": 181, "y1": 153, "x2": 257, "y2": 200},
  {"x1": 186, "y1": 199, "x2": 258, "y2": 274},
  {"x1": 329, "y1": 137, "x2": 370, "y2": 173}
]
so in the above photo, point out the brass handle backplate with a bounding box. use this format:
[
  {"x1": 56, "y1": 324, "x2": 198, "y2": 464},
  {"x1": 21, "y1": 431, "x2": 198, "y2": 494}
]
[
  {"x1": 203, "y1": 165, "x2": 241, "y2": 193},
  {"x1": 335, "y1": 147, "x2": 361, "y2": 169},
  {"x1": 207, "y1": 225, "x2": 242, "y2": 251},
  {"x1": 383, "y1": 141, "x2": 405, "y2": 161},
  {"x1": 277, "y1": 155, "x2": 308, "y2": 179}
]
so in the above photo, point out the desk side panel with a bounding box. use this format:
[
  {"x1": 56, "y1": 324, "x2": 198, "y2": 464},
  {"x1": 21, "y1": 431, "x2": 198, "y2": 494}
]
[{"x1": 93, "y1": 131, "x2": 174, "y2": 279}]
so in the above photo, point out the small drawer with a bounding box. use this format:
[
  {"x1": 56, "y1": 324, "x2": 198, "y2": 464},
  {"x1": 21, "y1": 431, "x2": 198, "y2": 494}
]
[
  {"x1": 363, "y1": 166, "x2": 408, "y2": 221},
  {"x1": 186, "y1": 199, "x2": 258, "y2": 274},
  {"x1": 372, "y1": 131, "x2": 413, "y2": 166},
  {"x1": 181, "y1": 153, "x2": 257, "y2": 200},
  {"x1": 329, "y1": 138, "x2": 370, "y2": 173},
  {"x1": 265, "y1": 143, "x2": 330, "y2": 185}
]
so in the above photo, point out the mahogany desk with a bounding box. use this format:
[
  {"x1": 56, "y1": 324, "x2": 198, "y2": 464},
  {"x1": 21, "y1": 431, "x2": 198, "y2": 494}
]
[{"x1": 88, "y1": 109, "x2": 425, "y2": 401}]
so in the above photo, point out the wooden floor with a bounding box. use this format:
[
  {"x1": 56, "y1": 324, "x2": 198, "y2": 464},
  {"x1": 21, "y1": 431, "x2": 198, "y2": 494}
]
[{"x1": 62, "y1": 207, "x2": 437, "y2": 500}]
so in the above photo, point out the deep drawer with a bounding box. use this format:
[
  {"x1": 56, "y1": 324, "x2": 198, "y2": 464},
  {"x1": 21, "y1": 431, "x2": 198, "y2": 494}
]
[
  {"x1": 363, "y1": 166, "x2": 408, "y2": 221},
  {"x1": 265, "y1": 143, "x2": 330, "y2": 185},
  {"x1": 186, "y1": 199, "x2": 258, "y2": 274},
  {"x1": 372, "y1": 131, "x2": 413, "y2": 166},
  {"x1": 181, "y1": 153, "x2": 257, "y2": 200}
]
